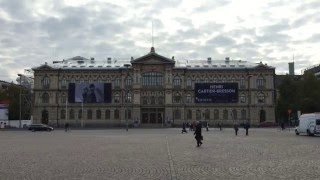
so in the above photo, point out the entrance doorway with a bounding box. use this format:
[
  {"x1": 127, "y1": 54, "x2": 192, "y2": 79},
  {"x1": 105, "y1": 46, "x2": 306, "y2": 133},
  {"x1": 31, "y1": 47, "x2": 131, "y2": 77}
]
[
  {"x1": 141, "y1": 108, "x2": 164, "y2": 124},
  {"x1": 41, "y1": 110, "x2": 49, "y2": 124}
]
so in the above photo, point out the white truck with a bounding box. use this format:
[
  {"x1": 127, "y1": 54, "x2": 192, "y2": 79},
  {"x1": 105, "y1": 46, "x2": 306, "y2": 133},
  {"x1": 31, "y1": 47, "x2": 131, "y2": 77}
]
[{"x1": 295, "y1": 113, "x2": 320, "y2": 136}]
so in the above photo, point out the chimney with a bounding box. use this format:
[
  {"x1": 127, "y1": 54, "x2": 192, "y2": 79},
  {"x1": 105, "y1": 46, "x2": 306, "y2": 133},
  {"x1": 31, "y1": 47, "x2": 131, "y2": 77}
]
[
  {"x1": 207, "y1": 57, "x2": 212, "y2": 63},
  {"x1": 90, "y1": 57, "x2": 94, "y2": 61}
]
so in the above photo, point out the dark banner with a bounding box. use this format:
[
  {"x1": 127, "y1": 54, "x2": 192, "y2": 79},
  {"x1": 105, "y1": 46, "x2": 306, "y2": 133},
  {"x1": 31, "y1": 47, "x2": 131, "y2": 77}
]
[
  {"x1": 68, "y1": 83, "x2": 112, "y2": 103},
  {"x1": 195, "y1": 83, "x2": 238, "y2": 103}
]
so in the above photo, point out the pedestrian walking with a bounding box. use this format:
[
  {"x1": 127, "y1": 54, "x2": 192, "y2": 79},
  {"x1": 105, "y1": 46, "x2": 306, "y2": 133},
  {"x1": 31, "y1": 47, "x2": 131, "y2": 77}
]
[
  {"x1": 206, "y1": 122, "x2": 209, "y2": 131},
  {"x1": 244, "y1": 121, "x2": 250, "y2": 136},
  {"x1": 233, "y1": 122, "x2": 239, "y2": 136},
  {"x1": 218, "y1": 123, "x2": 222, "y2": 131},
  {"x1": 0, "y1": 122, "x2": 3, "y2": 131},
  {"x1": 281, "y1": 122, "x2": 285, "y2": 130},
  {"x1": 181, "y1": 122, "x2": 188, "y2": 133},
  {"x1": 194, "y1": 121, "x2": 203, "y2": 147},
  {"x1": 65, "y1": 123, "x2": 69, "y2": 132}
]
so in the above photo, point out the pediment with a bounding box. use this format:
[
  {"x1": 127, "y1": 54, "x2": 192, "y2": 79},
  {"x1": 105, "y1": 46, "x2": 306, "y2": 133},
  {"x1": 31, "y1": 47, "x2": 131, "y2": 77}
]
[{"x1": 131, "y1": 47, "x2": 175, "y2": 65}]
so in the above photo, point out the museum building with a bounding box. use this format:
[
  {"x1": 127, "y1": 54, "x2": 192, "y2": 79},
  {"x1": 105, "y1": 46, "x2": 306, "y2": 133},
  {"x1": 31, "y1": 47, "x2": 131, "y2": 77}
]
[{"x1": 32, "y1": 47, "x2": 276, "y2": 127}]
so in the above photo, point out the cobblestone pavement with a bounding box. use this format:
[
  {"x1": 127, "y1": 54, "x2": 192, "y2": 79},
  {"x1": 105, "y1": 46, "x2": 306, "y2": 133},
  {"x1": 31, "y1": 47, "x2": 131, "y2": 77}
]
[{"x1": 0, "y1": 128, "x2": 319, "y2": 180}]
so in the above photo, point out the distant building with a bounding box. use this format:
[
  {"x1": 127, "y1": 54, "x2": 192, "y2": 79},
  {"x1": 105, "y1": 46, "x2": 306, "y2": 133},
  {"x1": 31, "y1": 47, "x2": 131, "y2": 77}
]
[
  {"x1": 289, "y1": 62, "x2": 295, "y2": 75},
  {"x1": 32, "y1": 47, "x2": 276, "y2": 127}
]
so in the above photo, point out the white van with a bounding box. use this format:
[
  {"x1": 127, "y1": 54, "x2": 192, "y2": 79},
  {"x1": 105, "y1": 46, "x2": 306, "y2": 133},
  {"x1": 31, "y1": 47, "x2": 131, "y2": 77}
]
[{"x1": 295, "y1": 113, "x2": 320, "y2": 136}]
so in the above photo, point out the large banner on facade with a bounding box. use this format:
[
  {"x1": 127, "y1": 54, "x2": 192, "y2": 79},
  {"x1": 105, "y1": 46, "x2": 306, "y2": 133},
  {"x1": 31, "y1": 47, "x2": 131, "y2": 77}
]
[
  {"x1": 68, "y1": 83, "x2": 112, "y2": 103},
  {"x1": 195, "y1": 83, "x2": 238, "y2": 103}
]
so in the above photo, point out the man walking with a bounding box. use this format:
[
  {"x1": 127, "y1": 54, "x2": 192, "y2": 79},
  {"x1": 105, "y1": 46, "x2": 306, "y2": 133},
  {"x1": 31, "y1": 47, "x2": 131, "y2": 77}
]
[
  {"x1": 244, "y1": 121, "x2": 250, "y2": 136},
  {"x1": 234, "y1": 122, "x2": 239, "y2": 136},
  {"x1": 194, "y1": 121, "x2": 203, "y2": 147}
]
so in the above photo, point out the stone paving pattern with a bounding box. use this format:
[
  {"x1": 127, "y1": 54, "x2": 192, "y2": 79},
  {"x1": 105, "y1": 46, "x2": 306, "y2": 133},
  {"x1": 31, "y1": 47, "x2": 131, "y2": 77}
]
[{"x1": 0, "y1": 128, "x2": 319, "y2": 180}]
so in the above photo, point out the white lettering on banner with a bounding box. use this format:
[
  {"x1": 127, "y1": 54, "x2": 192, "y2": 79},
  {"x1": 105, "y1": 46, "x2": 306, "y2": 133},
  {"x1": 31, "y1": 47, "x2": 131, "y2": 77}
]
[{"x1": 197, "y1": 89, "x2": 236, "y2": 94}]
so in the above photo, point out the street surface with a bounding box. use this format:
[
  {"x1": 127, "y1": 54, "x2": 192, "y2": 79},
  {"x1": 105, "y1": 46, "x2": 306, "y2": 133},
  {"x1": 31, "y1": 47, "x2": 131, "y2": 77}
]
[{"x1": 0, "y1": 128, "x2": 319, "y2": 180}]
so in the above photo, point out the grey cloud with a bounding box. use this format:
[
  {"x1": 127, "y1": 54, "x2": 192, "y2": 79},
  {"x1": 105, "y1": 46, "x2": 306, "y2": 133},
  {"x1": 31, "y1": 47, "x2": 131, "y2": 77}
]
[
  {"x1": 305, "y1": 33, "x2": 320, "y2": 43},
  {"x1": 291, "y1": 12, "x2": 319, "y2": 27},
  {"x1": 296, "y1": 1, "x2": 320, "y2": 11},
  {"x1": 264, "y1": 20, "x2": 290, "y2": 33},
  {"x1": 255, "y1": 33, "x2": 290, "y2": 44},
  {"x1": 193, "y1": 0, "x2": 232, "y2": 13},
  {"x1": 206, "y1": 35, "x2": 236, "y2": 47}
]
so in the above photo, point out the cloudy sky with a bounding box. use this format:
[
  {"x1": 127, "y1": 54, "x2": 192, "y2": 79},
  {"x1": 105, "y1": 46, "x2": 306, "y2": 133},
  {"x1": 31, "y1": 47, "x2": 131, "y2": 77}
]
[{"x1": 0, "y1": 0, "x2": 319, "y2": 82}]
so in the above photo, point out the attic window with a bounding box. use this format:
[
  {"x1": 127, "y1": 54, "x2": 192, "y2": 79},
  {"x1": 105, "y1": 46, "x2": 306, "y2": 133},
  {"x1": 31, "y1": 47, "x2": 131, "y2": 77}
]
[
  {"x1": 78, "y1": 61, "x2": 84, "y2": 64},
  {"x1": 230, "y1": 65, "x2": 235, "y2": 67},
  {"x1": 115, "y1": 65, "x2": 120, "y2": 67},
  {"x1": 221, "y1": 65, "x2": 226, "y2": 67},
  {"x1": 89, "y1": 65, "x2": 94, "y2": 67},
  {"x1": 72, "y1": 66, "x2": 77, "y2": 68},
  {"x1": 239, "y1": 65, "x2": 245, "y2": 67},
  {"x1": 98, "y1": 65, "x2": 103, "y2": 68},
  {"x1": 107, "y1": 65, "x2": 111, "y2": 68},
  {"x1": 212, "y1": 65, "x2": 217, "y2": 67},
  {"x1": 80, "y1": 65, "x2": 86, "y2": 67},
  {"x1": 186, "y1": 65, "x2": 191, "y2": 67},
  {"x1": 203, "y1": 65, "x2": 209, "y2": 67},
  {"x1": 63, "y1": 66, "x2": 68, "y2": 68},
  {"x1": 195, "y1": 65, "x2": 200, "y2": 67}
]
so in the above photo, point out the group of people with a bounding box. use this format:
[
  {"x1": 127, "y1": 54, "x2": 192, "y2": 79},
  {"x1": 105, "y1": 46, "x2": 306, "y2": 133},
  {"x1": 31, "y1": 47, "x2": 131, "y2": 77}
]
[{"x1": 182, "y1": 121, "x2": 251, "y2": 147}]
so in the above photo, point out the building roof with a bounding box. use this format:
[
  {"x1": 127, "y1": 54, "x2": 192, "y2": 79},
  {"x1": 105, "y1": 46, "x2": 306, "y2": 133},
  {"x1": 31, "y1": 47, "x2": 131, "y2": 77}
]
[{"x1": 33, "y1": 48, "x2": 274, "y2": 70}]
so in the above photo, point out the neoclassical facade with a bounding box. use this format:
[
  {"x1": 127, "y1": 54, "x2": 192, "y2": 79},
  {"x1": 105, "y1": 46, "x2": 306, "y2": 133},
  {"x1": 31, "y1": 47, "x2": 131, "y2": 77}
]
[{"x1": 32, "y1": 47, "x2": 276, "y2": 127}]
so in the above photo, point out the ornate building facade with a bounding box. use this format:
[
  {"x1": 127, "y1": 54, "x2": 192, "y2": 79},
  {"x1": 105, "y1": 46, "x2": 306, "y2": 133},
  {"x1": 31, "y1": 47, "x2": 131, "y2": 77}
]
[{"x1": 32, "y1": 47, "x2": 276, "y2": 127}]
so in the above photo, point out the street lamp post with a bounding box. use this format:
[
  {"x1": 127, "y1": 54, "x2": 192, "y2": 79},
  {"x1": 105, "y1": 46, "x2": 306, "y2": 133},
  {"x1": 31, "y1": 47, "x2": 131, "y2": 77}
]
[
  {"x1": 124, "y1": 64, "x2": 131, "y2": 131},
  {"x1": 18, "y1": 74, "x2": 22, "y2": 128},
  {"x1": 247, "y1": 74, "x2": 252, "y2": 124}
]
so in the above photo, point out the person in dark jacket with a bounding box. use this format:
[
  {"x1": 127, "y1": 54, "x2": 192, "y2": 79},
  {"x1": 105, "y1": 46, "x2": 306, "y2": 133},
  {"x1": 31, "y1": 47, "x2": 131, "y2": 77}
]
[
  {"x1": 234, "y1": 122, "x2": 239, "y2": 136},
  {"x1": 244, "y1": 121, "x2": 250, "y2": 136},
  {"x1": 181, "y1": 122, "x2": 187, "y2": 133},
  {"x1": 194, "y1": 121, "x2": 203, "y2": 147}
]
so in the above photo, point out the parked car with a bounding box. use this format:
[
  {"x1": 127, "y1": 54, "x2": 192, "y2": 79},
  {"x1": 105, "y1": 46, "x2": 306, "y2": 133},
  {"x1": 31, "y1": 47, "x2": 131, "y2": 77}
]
[
  {"x1": 295, "y1": 113, "x2": 320, "y2": 136},
  {"x1": 28, "y1": 124, "x2": 54, "y2": 132}
]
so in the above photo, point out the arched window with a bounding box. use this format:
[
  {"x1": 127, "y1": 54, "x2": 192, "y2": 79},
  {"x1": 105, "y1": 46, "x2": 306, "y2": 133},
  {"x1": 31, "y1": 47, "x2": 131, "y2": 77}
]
[
  {"x1": 240, "y1": 93, "x2": 246, "y2": 103},
  {"x1": 61, "y1": 78, "x2": 67, "y2": 89},
  {"x1": 260, "y1": 109, "x2": 266, "y2": 122},
  {"x1": 42, "y1": 75, "x2": 50, "y2": 89},
  {"x1": 240, "y1": 77, "x2": 245, "y2": 89},
  {"x1": 114, "y1": 93, "x2": 120, "y2": 103},
  {"x1": 141, "y1": 72, "x2": 163, "y2": 86},
  {"x1": 223, "y1": 109, "x2": 228, "y2": 120},
  {"x1": 173, "y1": 92, "x2": 181, "y2": 103},
  {"x1": 186, "y1": 94, "x2": 192, "y2": 103},
  {"x1": 173, "y1": 76, "x2": 181, "y2": 86},
  {"x1": 204, "y1": 109, "x2": 210, "y2": 119},
  {"x1": 241, "y1": 109, "x2": 246, "y2": 120},
  {"x1": 186, "y1": 78, "x2": 192, "y2": 87},
  {"x1": 257, "y1": 92, "x2": 265, "y2": 103},
  {"x1": 87, "y1": 109, "x2": 92, "y2": 119},
  {"x1": 125, "y1": 76, "x2": 132, "y2": 87},
  {"x1": 174, "y1": 109, "x2": 181, "y2": 119},
  {"x1": 61, "y1": 94, "x2": 66, "y2": 104},
  {"x1": 257, "y1": 76, "x2": 266, "y2": 89},
  {"x1": 69, "y1": 109, "x2": 74, "y2": 120},
  {"x1": 42, "y1": 92, "x2": 49, "y2": 103},
  {"x1": 96, "y1": 109, "x2": 101, "y2": 119},
  {"x1": 114, "y1": 78, "x2": 120, "y2": 88},
  {"x1": 105, "y1": 110, "x2": 110, "y2": 119},
  {"x1": 114, "y1": 109, "x2": 120, "y2": 119},
  {"x1": 78, "y1": 109, "x2": 82, "y2": 119},
  {"x1": 187, "y1": 109, "x2": 192, "y2": 120},
  {"x1": 61, "y1": 110, "x2": 66, "y2": 119},
  {"x1": 214, "y1": 109, "x2": 219, "y2": 120},
  {"x1": 232, "y1": 109, "x2": 237, "y2": 120},
  {"x1": 125, "y1": 92, "x2": 132, "y2": 103}
]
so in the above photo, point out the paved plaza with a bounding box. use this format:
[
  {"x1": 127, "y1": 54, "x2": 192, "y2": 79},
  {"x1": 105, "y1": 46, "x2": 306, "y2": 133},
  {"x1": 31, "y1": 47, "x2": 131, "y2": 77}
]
[{"x1": 0, "y1": 128, "x2": 319, "y2": 180}]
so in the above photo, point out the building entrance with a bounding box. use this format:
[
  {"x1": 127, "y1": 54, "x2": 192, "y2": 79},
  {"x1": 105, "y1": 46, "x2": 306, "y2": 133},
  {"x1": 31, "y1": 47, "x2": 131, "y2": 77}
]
[{"x1": 141, "y1": 108, "x2": 164, "y2": 124}]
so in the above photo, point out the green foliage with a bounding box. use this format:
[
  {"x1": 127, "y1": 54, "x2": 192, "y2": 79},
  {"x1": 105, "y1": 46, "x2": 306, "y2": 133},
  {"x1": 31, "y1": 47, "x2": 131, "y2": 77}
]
[
  {"x1": 276, "y1": 73, "x2": 320, "y2": 122},
  {"x1": 0, "y1": 84, "x2": 31, "y2": 120}
]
